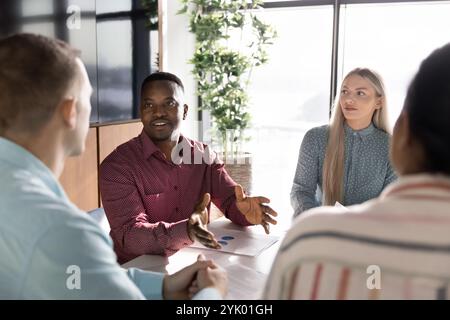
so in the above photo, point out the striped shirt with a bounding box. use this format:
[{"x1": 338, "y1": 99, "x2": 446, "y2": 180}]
[{"x1": 265, "y1": 174, "x2": 450, "y2": 299}]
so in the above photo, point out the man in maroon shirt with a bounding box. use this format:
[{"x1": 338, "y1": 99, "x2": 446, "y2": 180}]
[{"x1": 100, "y1": 72, "x2": 278, "y2": 263}]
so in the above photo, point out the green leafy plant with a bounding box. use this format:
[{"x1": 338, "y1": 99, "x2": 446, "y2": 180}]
[
  {"x1": 141, "y1": 0, "x2": 159, "y2": 30},
  {"x1": 178, "y1": 0, "x2": 276, "y2": 158}
]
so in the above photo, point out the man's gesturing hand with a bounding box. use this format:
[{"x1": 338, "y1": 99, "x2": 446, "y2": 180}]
[
  {"x1": 235, "y1": 185, "x2": 278, "y2": 234},
  {"x1": 187, "y1": 193, "x2": 221, "y2": 249}
]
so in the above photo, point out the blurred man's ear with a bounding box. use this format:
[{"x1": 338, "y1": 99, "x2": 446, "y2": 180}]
[
  {"x1": 393, "y1": 111, "x2": 426, "y2": 174},
  {"x1": 395, "y1": 112, "x2": 409, "y2": 145},
  {"x1": 60, "y1": 98, "x2": 78, "y2": 130},
  {"x1": 399, "y1": 112, "x2": 416, "y2": 148}
]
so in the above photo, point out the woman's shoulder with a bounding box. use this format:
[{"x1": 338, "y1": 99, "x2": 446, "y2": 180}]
[
  {"x1": 303, "y1": 125, "x2": 329, "y2": 143},
  {"x1": 374, "y1": 127, "x2": 390, "y2": 139},
  {"x1": 306, "y1": 124, "x2": 329, "y2": 135}
]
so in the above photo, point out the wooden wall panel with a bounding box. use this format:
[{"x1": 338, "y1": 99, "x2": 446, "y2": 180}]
[
  {"x1": 98, "y1": 121, "x2": 143, "y2": 163},
  {"x1": 59, "y1": 128, "x2": 99, "y2": 212},
  {"x1": 98, "y1": 121, "x2": 143, "y2": 207},
  {"x1": 59, "y1": 122, "x2": 143, "y2": 211}
]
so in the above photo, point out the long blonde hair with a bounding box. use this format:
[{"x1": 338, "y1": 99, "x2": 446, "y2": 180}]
[{"x1": 322, "y1": 68, "x2": 390, "y2": 206}]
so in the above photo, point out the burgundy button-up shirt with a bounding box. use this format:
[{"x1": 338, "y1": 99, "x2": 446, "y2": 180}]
[{"x1": 99, "y1": 131, "x2": 251, "y2": 263}]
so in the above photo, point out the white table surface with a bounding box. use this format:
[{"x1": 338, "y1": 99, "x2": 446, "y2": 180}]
[{"x1": 121, "y1": 217, "x2": 285, "y2": 299}]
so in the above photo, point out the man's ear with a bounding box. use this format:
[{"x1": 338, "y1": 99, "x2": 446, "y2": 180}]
[
  {"x1": 59, "y1": 98, "x2": 78, "y2": 129},
  {"x1": 183, "y1": 104, "x2": 189, "y2": 120}
]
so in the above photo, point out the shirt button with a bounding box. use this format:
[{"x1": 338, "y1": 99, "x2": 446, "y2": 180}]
[
  {"x1": 175, "y1": 207, "x2": 179, "y2": 212},
  {"x1": 174, "y1": 186, "x2": 178, "y2": 190}
]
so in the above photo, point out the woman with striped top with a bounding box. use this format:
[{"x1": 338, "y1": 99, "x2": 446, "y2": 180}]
[{"x1": 265, "y1": 43, "x2": 450, "y2": 300}]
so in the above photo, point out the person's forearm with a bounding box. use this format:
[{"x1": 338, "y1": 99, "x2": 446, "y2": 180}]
[
  {"x1": 126, "y1": 268, "x2": 165, "y2": 300},
  {"x1": 291, "y1": 185, "x2": 318, "y2": 217},
  {"x1": 222, "y1": 199, "x2": 252, "y2": 226},
  {"x1": 211, "y1": 164, "x2": 252, "y2": 226},
  {"x1": 119, "y1": 220, "x2": 194, "y2": 256}
]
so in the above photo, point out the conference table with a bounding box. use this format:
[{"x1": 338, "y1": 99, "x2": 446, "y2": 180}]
[{"x1": 121, "y1": 217, "x2": 286, "y2": 300}]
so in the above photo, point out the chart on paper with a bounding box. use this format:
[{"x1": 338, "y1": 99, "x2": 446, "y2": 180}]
[{"x1": 190, "y1": 226, "x2": 279, "y2": 257}]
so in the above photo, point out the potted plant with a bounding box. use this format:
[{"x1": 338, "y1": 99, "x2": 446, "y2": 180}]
[{"x1": 179, "y1": 0, "x2": 276, "y2": 194}]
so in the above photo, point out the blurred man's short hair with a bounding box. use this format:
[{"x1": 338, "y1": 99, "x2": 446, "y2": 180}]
[{"x1": 0, "y1": 33, "x2": 80, "y2": 133}]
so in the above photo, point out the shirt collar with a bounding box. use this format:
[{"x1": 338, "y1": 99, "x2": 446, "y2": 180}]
[
  {"x1": 139, "y1": 130, "x2": 160, "y2": 159},
  {"x1": 0, "y1": 137, "x2": 66, "y2": 198},
  {"x1": 344, "y1": 122, "x2": 376, "y2": 138},
  {"x1": 139, "y1": 130, "x2": 194, "y2": 160}
]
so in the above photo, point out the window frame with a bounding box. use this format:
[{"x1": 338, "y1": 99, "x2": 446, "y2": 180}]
[{"x1": 256, "y1": 0, "x2": 450, "y2": 119}]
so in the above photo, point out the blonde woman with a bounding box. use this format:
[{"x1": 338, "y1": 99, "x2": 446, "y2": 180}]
[{"x1": 291, "y1": 68, "x2": 397, "y2": 216}]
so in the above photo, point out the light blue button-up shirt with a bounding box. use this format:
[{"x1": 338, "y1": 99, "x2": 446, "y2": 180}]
[
  {"x1": 291, "y1": 123, "x2": 397, "y2": 216},
  {"x1": 0, "y1": 137, "x2": 220, "y2": 299}
]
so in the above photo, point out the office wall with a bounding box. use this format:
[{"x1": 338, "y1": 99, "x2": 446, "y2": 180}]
[
  {"x1": 165, "y1": 1, "x2": 198, "y2": 141},
  {"x1": 60, "y1": 128, "x2": 99, "y2": 211},
  {"x1": 59, "y1": 121, "x2": 143, "y2": 211},
  {"x1": 98, "y1": 121, "x2": 143, "y2": 163}
]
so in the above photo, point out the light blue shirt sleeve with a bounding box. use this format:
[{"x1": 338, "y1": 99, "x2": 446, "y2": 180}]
[
  {"x1": 126, "y1": 269, "x2": 223, "y2": 300},
  {"x1": 126, "y1": 268, "x2": 164, "y2": 300},
  {"x1": 19, "y1": 217, "x2": 222, "y2": 300},
  {"x1": 20, "y1": 218, "x2": 149, "y2": 299}
]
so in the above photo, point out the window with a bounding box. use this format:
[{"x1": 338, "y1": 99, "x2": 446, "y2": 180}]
[
  {"x1": 338, "y1": 0, "x2": 450, "y2": 127},
  {"x1": 97, "y1": 20, "x2": 133, "y2": 122},
  {"x1": 1, "y1": 0, "x2": 99, "y2": 122},
  {"x1": 20, "y1": 0, "x2": 53, "y2": 16},
  {"x1": 96, "y1": 0, "x2": 156, "y2": 123},
  {"x1": 96, "y1": 0, "x2": 132, "y2": 14},
  {"x1": 21, "y1": 22, "x2": 55, "y2": 37},
  {"x1": 218, "y1": 0, "x2": 450, "y2": 223},
  {"x1": 238, "y1": 5, "x2": 334, "y2": 227},
  {"x1": 1, "y1": 0, "x2": 159, "y2": 124}
]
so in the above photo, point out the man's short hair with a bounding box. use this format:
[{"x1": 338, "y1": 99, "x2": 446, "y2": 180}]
[
  {"x1": 0, "y1": 33, "x2": 80, "y2": 133},
  {"x1": 140, "y1": 72, "x2": 185, "y2": 95}
]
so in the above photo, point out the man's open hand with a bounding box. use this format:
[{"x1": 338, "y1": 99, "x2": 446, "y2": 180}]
[
  {"x1": 235, "y1": 185, "x2": 278, "y2": 234},
  {"x1": 187, "y1": 193, "x2": 221, "y2": 249}
]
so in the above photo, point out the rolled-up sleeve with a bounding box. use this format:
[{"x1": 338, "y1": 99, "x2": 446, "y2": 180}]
[
  {"x1": 210, "y1": 162, "x2": 252, "y2": 226},
  {"x1": 99, "y1": 159, "x2": 192, "y2": 259}
]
